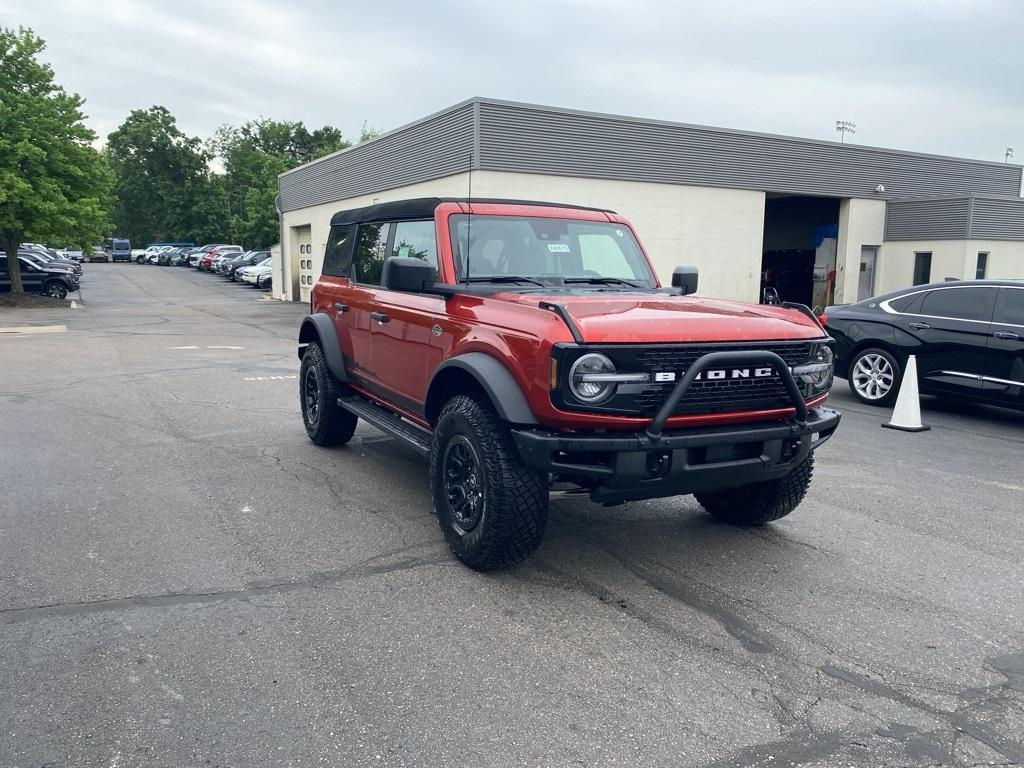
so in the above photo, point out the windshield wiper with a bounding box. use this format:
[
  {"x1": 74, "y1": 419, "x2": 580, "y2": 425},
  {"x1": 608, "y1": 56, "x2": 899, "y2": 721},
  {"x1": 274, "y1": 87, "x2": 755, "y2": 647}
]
[
  {"x1": 564, "y1": 276, "x2": 644, "y2": 288},
  {"x1": 465, "y1": 275, "x2": 546, "y2": 287}
]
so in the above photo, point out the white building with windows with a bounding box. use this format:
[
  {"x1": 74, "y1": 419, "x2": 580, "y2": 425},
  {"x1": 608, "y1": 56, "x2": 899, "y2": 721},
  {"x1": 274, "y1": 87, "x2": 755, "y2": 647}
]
[{"x1": 277, "y1": 98, "x2": 1024, "y2": 308}]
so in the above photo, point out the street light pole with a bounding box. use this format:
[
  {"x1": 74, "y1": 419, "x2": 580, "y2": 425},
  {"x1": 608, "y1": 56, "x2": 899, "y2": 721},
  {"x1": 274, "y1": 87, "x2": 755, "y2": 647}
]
[{"x1": 835, "y1": 120, "x2": 856, "y2": 144}]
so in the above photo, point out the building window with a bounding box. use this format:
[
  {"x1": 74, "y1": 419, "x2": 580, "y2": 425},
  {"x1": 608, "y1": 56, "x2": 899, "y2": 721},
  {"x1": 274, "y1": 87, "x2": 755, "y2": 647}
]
[
  {"x1": 976, "y1": 252, "x2": 988, "y2": 280},
  {"x1": 913, "y1": 252, "x2": 932, "y2": 286}
]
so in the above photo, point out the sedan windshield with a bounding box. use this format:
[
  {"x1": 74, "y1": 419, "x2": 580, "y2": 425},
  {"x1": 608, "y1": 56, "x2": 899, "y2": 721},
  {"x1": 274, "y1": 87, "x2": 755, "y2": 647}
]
[{"x1": 449, "y1": 215, "x2": 656, "y2": 288}]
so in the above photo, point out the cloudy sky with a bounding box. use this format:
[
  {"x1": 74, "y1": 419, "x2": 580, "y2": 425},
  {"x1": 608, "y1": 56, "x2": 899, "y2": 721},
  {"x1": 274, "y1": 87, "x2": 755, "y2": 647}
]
[{"x1": 5, "y1": 0, "x2": 1022, "y2": 164}]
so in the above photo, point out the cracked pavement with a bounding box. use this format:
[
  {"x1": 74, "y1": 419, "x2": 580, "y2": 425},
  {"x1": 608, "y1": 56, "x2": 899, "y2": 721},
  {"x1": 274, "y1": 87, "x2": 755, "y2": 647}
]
[{"x1": 1, "y1": 264, "x2": 1023, "y2": 767}]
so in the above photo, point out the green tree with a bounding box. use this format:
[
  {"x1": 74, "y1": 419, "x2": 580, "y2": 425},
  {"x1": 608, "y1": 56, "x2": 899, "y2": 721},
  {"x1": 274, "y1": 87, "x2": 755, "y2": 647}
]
[
  {"x1": 106, "y1": 106, "x2": 213, "y2": 245},
  {"x1": 211, "y1": 119, "x2": 351, "y2": 248},
  {"x1": 0, "y1": 27, "x2": 112, "y2": 293}
]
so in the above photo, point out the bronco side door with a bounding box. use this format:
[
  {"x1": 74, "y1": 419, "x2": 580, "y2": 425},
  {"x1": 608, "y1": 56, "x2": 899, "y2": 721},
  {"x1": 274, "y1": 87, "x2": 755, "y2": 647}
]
[
  {"x1": 370, "y1": 219, "x2": 447, "y2": 415},
  {"x1": 316, "y1": 222, "x2": 391, "y2": 392},
  {"x1": 315, "y1": 223, "x2": 359, "y2": 377}
]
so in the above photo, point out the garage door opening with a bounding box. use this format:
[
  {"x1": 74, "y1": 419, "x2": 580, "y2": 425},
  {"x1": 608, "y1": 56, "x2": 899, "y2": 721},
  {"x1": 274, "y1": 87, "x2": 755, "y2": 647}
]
[{"x1": 761, "y1": 195, "x2": 840, "y2": 310}]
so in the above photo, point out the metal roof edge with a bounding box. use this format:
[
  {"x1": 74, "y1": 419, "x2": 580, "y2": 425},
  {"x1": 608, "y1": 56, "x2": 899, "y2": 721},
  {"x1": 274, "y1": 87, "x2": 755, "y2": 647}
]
[
  {"x1": 278, "y1": 97, "x2": 480, "y2": 180},
  {"x1": 471, "y1": 96, "x2": 1024, "y2": 171}
]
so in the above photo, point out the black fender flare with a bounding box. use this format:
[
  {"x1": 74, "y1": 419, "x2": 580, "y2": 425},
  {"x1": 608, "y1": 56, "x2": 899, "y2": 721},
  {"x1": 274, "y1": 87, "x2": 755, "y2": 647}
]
[
  {"x1": 297, "y1": 313, "x2": 348, "y2": 382},
  {"x1": 426, "y1": 352, "x2": 538, "y2": 426}
]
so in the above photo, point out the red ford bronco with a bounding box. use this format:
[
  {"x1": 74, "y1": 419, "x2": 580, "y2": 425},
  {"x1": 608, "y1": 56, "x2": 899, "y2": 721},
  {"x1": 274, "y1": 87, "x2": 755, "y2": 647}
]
[{"x1": 298, "y1": 198, "x2": 840, "y2": 570}]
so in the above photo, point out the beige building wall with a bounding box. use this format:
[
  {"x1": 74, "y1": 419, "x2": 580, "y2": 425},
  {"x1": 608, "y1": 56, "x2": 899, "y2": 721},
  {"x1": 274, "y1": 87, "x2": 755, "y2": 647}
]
[
  {"x1": 877, "y1": 239, "x2": 1024, "y2": 294},
  {"x1": 970, "y1": 240, "x2": 1024, "y2": 280},
  {"x1": 470, "y1": 171, "x2": 766, "y2": 301},
  {"x1": 835, "y1": 198, "x2": 886, "y2": 304},
  {"x1": 280, "y1": 171, "x2": 767, "y2": 302}
]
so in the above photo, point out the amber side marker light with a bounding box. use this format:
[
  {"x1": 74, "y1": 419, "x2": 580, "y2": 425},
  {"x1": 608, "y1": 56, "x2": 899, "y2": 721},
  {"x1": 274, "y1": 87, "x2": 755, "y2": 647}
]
[{"x1": 549, "y1": 358, "x2": 559, "y2": 390}]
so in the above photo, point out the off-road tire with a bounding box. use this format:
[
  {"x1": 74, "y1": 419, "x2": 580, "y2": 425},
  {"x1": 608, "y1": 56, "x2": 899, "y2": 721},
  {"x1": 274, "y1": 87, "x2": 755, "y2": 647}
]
[
  {"x1": 299, "y1": 341, "x2": 357, "y2": 446},
  {"x1": 430, "y1": 394, "x2": 548, "y2": 571},
  {"x1": 848, "y1": 347, "x2": 902, "y2": 407},
  {"x1": 695, "y1": 453, "x2": 814, "y2": 526}
]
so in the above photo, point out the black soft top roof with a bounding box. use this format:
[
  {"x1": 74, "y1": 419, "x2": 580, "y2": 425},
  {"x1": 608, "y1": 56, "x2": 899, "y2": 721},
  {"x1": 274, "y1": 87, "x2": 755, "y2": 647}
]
[{"x1": 328, "y1": 197, "x2": 615, "y2": 226}]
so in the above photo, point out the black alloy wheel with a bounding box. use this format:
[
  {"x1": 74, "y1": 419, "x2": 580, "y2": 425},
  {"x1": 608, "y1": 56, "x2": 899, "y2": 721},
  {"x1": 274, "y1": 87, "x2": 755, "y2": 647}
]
[{"x1": 442, "y1": 435, "x2": 484, "y2": 533}]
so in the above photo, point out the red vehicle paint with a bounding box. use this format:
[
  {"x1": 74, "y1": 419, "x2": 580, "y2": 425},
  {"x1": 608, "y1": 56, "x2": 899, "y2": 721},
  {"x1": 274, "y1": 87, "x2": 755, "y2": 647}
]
[
  {"x1": 199, "y1": 250, "x2": 221, "y2": 271},
  {"x1": 297, "y1": 198, "x2": 841, "y2": 570}
]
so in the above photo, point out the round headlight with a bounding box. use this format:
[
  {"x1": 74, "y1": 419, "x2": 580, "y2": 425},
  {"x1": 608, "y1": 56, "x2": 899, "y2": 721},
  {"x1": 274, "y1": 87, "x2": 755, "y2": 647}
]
[
  {"x1": 809, "y1": 345, "x2": 834, "y2": 387},
  {"x1": 569, "y1": 353, "x2": 617, "y2": 403}
]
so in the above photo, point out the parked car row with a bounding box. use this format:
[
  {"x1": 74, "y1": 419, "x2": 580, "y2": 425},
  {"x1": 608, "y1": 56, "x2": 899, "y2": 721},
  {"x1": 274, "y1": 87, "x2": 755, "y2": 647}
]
[
  {"x1": 0, "y1": 248, "x2": 83, "y2": 298},
  {"x1": 135, "y1": 242, "x2": 273, "y2": 290}
]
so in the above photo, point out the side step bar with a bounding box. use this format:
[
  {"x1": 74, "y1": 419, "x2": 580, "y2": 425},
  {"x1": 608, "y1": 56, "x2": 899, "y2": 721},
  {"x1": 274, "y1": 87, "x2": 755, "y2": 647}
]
[{"x1": 338, "y1": 395, "x2": 432, "y2": 457}]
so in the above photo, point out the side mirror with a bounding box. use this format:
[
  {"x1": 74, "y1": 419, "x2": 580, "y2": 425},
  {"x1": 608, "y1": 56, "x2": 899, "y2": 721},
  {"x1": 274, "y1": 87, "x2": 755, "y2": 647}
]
[
  {"x1": 671, "y1": 265, "x2": 699, "y2": 295},
  {"x1": 383, "y1": 257, "x2": 438, "y2": 293}
]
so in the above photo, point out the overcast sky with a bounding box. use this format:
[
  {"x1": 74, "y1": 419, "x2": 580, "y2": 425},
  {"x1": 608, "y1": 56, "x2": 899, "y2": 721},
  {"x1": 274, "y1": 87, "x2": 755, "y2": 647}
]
[{"x1": 5, "y1": 0, "x2": 1022, "y2": 164}]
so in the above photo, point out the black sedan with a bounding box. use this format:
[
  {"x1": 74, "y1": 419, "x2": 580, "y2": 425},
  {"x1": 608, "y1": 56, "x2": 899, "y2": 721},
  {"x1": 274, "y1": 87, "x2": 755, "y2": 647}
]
[{"x1": 824, "y1": 280, "x2": 1024, "y2": 410}]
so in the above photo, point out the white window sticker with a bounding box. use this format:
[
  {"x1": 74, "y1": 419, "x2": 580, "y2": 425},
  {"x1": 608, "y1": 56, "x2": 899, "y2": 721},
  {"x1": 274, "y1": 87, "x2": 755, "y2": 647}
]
[{"x1": 546, "y1": 242, "x2": 571, "y2": 253}]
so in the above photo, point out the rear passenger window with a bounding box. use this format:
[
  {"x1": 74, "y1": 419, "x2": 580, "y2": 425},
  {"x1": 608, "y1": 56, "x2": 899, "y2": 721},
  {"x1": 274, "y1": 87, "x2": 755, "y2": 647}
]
[
  {"x1": 888, "y1": 292, "x2": 924, "y2": 314},
  {"x1": 353, "y1": 223, "x2": 390, "y2": 285},
  {"x1": 919, "y1": 287, "x2": 996, "y2": 322},
  {"x1": 322, "y1": 224, "x2": 356, "y2": 277},
  {"x1": 390, "y1": 220, "x2": 437, "y2": 267},
  {"x1": 994, "y1": 289, "x2": 1024, "y2": 327}
]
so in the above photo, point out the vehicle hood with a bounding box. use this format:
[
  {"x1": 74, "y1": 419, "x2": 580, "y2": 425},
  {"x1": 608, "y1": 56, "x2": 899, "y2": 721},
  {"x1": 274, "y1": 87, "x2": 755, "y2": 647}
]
[{"x1": 492, "y1": 291, "x2": 824, "y2": 343}]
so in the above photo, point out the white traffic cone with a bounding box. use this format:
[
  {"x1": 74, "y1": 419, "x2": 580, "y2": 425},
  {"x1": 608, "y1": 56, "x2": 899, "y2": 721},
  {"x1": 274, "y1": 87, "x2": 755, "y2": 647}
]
[{"x1": 882, "y1": 354, "x2": 930, "y2": 432}]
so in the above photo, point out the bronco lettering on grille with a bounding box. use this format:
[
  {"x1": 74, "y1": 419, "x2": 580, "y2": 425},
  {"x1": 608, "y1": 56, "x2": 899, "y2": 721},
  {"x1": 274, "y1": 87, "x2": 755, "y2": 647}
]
[{"x1": 654, "y1": 367, "x2": 775, "y2": 382}]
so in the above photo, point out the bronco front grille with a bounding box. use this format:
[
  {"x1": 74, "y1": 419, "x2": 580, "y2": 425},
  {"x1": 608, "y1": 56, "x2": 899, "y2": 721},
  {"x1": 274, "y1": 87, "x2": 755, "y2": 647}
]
[
  {"x1": 553, "y1": 341, "x2": 814, "y2": 417},
  {"x1": 632, "y1": 342, "x2": 811, "y2": 414}
]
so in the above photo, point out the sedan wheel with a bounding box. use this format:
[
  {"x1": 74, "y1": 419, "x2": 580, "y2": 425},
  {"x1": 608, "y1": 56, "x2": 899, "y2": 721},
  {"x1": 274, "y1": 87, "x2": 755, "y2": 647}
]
[
  {"x1": 849, "y1": 348, "x2": 901, "y2": 406},
  {"x1": 45, "y1": 282, "x2": 68, "y2": 299}
]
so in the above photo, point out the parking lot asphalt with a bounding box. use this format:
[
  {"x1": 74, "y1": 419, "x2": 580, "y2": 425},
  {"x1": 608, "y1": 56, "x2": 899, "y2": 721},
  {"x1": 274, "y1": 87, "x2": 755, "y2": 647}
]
[{"x1": 1, "y1": 264, "x2": 1023, "y2": 767}]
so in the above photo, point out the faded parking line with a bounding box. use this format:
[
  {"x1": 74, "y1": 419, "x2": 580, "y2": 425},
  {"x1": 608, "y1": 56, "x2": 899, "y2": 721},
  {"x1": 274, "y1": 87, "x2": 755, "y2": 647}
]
[
  {"x1": 169, "y1": 345, "x2": 245, "y2": 350},
  {"x1": 0, "y1": 325, "x2": 68, "y2": 335}
]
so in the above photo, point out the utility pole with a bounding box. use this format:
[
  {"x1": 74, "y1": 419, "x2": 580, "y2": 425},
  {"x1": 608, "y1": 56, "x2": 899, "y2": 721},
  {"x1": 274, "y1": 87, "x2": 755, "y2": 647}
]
[
  {"x1": 1006, "y1": 147, "x2": 1015, "y2": 163},
  {"x1": 835, "y1": 120, "x2": 856, "y2": 143}
]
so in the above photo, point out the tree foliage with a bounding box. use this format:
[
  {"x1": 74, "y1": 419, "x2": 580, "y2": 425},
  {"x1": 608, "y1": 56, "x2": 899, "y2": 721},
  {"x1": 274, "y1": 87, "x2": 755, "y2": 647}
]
[
  {"x1": 209, "y1": 119, "x2": 351, "y2": 248},
  {"x1": 105, "y1": 113, "x2": 357, "y2": 250},
  {"x1": 105, "y1": 106, "x2": 219, "y2": 245},
  {"x1": 0, "y1": 26, "x2": 113, "y2": 292}
]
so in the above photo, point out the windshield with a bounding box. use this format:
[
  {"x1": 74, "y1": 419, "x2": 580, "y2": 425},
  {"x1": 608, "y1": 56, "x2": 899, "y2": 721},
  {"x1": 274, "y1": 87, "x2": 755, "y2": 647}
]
[{"x1": 449, "y1": 215, "x2": 656, "y2": 287}]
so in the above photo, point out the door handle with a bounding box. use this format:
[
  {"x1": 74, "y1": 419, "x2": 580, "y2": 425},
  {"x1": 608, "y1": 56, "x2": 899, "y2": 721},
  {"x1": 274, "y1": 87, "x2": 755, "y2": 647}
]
[
  {"x1": 993, "y1": 330, "x2": 1021, "y2": 341},
  {"x1": 333, "y1": 303, "x2": 349, "y2": 313},
  {"x1": 370, "y1": 311, "x2": 390, "y2": 324},
  {"x1": 908, "y1": 322, "x2": 931, "y2": 330}
]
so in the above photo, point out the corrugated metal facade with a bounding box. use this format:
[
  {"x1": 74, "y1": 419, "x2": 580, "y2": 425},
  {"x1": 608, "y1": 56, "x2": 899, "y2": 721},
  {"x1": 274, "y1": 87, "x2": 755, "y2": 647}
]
[
  {"x1": 475, "y1": 101, "x2": 1022, "y2": 200},
  {"x1": 886, "y1": 195, "x2": 1024, "y2": 241},
  {"x1": 279, "y1": 98, "x2": 1024, "y2": 228},
  {"x1": 278, "y1": 102, "x2": 476, "y2": 212},
  {"x1": 970, "y1": 196, "x2": 1024, "y2": 240},
  {"x1": 885, "y1": 198, "x2": 971, "y2": 240}
]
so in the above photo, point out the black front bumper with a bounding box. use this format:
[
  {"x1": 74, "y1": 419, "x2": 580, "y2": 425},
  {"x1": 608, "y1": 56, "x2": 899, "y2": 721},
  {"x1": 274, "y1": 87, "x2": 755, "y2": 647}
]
[{"x1": 513, "y1": 406, "x2": 840, "y2": 505}]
